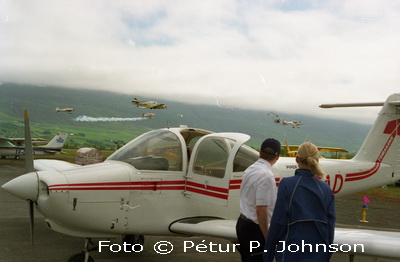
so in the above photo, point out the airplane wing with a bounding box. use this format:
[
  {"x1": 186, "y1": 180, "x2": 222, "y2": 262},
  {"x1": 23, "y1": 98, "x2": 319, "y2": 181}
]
[
  {"x1": 285, "y1": 145, "x2": 300, "y2": 151},
  {"x1": 2, "y1": 137, "x2": 47, "y2": 142},
  {"x1": 334, "y1": 228, "x2": 400, "y2": 258},
  {"x1": 170, "y1": 218, "x2": 237, "y2": 241},
  {"x1": 7, "y1": 138, "x2": 25, "y2": 142},
  {"x1": 283, "y1": 145, "x2": 348, "y2": 153},
  {"x1": 317, "y1": 147, "x2": 349, "y2": 153},
  {"x1": 152, "y1": 104, "x2": 166, "y2": 109},
  {"x1": 34, "y1": 159, "x2": 80, "y2": 171},
  {"x1": 170, "y1": 219, "x2": 400, "y2": 259},
  {"x1": 42, "y1": 150, "x2": 60, "y2": 154}
]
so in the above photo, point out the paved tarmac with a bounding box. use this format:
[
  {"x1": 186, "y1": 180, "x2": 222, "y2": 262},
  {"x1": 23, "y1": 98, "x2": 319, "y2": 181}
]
[{"x1": 0, "y1": 162, "x2": 398, "y2": 262}]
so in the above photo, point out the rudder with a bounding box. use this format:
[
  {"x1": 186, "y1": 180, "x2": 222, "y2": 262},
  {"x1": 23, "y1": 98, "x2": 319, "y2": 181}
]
[{"x1": 353, "y1": 94, "x2": 400, "y2": 171}]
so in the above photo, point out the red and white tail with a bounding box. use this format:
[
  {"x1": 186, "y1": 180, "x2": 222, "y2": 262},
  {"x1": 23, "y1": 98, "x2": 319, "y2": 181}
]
[{"x1": 353, "y1": 93, "x2": 400, "y2": 178}]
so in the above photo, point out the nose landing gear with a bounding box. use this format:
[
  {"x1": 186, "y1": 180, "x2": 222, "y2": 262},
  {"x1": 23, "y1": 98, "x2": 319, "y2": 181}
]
[{"x1": 68, "y1": 239, "x2": 96, "y2": 262}]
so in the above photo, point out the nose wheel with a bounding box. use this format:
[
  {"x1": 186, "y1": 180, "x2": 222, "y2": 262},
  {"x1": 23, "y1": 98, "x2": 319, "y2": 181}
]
[{"x1": 68, "y1": 239, "x2": 96, "y2": 262}]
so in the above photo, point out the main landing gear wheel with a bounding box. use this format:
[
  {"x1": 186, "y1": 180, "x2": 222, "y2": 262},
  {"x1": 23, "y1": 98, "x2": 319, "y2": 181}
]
[{"x1": 68, "y1": 253, "x2": 94, "y2": 262}]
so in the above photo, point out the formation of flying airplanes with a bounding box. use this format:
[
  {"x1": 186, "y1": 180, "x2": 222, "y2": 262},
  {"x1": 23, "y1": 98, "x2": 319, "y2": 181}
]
[
  {"x1": 0, "y1": 132, "x2": 69, "y2": 160},
  {"x1": 2, "y1": 94, "x2": 400, "y2": 262}
]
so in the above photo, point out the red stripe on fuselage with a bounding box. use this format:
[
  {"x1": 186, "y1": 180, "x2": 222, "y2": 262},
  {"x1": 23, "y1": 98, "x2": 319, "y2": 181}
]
[{"x1": 48, "y1": 180, "x2": 231, "y2": 199}]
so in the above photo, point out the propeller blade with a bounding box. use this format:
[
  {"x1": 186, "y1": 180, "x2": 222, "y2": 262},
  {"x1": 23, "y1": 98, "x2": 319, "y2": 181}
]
[
  {"x1": 24, "y1": 110, "x2": 35, "y2": 249},
  {"x1": 24, "y1": 110, "x2": 34, "y2": 173},
  {"x1": 29, "y1": 199, "x2": 34, "y2": 249}
]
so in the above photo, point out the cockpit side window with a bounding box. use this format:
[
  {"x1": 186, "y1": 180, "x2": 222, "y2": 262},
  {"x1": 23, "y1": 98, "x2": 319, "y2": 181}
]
[
  {"x1": 192, "y1": 137, "x2": 235, "y2": 179},
  {"x1": 107, "y1": 130, "x2": 183, "y2": 171},
  {"x1": 233, "y1": 145, "x2": 259, "y2": 172}
]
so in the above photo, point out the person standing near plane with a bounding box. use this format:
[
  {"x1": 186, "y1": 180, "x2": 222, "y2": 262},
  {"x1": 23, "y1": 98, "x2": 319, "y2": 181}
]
[
  {"x1": 264, "y1": 142, "x2": 335, "y2": 262},
  {"x1": 236, "y1": 138, "x2": 281, "y2": 262}
]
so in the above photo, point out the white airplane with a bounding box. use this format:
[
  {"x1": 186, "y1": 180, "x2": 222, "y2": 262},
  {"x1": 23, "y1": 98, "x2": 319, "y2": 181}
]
[
  {"x1": 3, "y1": 94, "x2": 400, "y2": 262},
  {"x1": 132, "y1": 97, "x2": 167, "y2": 109},
  {"x1": 56, "y1": 107, "x2": 74, "y2": 113},
  {"x1": 267, "y1": 113, "x2": 304, "y2": 128},
  {"x1": 0, "y1": 132, "x2": 69, "y2": 160},
  {"x1": 281, "y1": 119, "x2": 304, "y2": 128}
]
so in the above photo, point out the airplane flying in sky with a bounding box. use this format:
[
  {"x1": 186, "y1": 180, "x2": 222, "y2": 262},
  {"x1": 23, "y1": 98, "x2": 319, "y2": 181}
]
[
  {"x1": 132, "y1": 97, "x2": 167, "y2": 109},
  {"x1": 141, "y1": 113, "x2": 156, "y2": 119},
  {"x1": 267, "y1": 112, "x2": 304, "y2": 128},
  {"x1": 56, "y1": 107, "x2": 74, "y2": 114},
  {"x1": 281, "y1": 119, "x2": 304, "y2": 128},
  {"x1": 3, "y1": 94, "x2": 400, "y2": 262},
  {"x1": 267, "y1": 112, "x2": 281, "y2": 124},
  {"x1": 0, "y1": 132, "x2": 69, "y2": 160}
]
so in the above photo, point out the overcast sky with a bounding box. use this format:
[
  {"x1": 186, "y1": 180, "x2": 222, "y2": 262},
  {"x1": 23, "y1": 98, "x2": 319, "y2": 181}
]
[{"x1": 1, "y1": 0, "x2": 399, "y2": 124}]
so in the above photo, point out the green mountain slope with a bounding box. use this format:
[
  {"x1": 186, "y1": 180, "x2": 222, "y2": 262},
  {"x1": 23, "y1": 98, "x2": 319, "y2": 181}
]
[{"x1": 0, "y1": 83, "x2": 370, "y2": 153}]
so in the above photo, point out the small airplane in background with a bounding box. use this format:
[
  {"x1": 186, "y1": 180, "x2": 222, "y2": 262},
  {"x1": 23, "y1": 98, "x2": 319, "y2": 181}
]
[
  {"x1": 267, "y1": 112, "x2": 281, "y2": 124},
  {"x1": 3, "y1": 137, "x2": 48, "y2": 147},
  {"x1": 56, "y1": 107, "x2": 74, "y2": 114},
  {"x1": 132, "y1": 97, "x2": 167, "y2": 109},
  {"x1": 0, "y1": 132, "x2": 69, "y2": 160},
  {"x1": 283, "y1": 141, "x2": 349, "y2": 158},
  {"x1": 281, "y1": 119, "x2": 304, "y2": 128},
  {"x1": 267, "y1": 112, "x2": 304, "y2": 128},
  {"x1": 141, "y1": 113, "x2": 156, "y2": 119}
]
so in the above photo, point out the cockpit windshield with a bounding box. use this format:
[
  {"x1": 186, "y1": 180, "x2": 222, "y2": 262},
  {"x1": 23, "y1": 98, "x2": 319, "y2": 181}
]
[{"x1": 107, "y1": 130, "x2": 183, "y2": 171}]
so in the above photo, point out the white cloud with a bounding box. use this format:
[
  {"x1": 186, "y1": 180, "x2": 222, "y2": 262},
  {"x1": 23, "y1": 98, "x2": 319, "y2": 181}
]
[{"x1": 1, "y1": 0, "x2": 399, "y2": 124}]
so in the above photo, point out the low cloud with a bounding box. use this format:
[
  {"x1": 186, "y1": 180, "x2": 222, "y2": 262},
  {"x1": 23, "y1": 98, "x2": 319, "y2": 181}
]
[{"x1": 1, "y1": 0, "x2": 399, "y2": 124}]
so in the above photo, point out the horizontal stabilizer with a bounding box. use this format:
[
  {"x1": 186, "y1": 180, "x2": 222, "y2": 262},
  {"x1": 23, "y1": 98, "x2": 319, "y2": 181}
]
[{"x1": 320, "y1": 102, "x2": 384, "y2": 108}]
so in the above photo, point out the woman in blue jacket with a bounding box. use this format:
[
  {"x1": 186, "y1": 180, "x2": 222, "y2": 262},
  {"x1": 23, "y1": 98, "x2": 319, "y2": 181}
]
[{"x1": 264, "y1": 142, "x2": 335, "y2": 262}]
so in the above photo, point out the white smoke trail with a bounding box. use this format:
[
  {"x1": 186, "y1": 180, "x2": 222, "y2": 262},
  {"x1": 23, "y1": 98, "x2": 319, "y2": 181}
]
[{"x1": 74, "y1": 115, "x2": 147, "y2": 122}]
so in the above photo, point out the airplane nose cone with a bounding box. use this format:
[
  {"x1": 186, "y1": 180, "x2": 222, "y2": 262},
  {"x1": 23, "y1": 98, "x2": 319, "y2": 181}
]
[{"x1": 1, "y1": 172, "x2": 39, "y2": 201}]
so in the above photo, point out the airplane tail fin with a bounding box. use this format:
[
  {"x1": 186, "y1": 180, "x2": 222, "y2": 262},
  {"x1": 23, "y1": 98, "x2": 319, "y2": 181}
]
[
  {"x1": 44, "y1": 132, "x2": 69, "y2": 148},
  {"x1": 353, "y1": 93, "x2": 400, "y2": 170}
]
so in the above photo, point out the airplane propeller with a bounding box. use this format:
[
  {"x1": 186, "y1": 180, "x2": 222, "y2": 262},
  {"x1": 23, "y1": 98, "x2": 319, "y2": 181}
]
[
  {"x1": 24, "y1": 109, "x2": 36, "y2": 249},
  {"x1": 28, "y1": 199, "x2": 34, "y2": 248}
]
